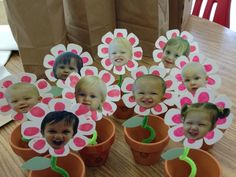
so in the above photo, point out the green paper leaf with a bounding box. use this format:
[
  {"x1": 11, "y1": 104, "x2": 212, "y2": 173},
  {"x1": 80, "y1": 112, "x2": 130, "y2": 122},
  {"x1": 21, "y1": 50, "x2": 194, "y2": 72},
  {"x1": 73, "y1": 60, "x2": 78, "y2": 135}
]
[
  {"x1": 161, "y1": 147, "x2": 185, "y2": 160},
  {"x1": 49, "y1": 86, "x2": 63, "y2": 97},
  {"x1": 122, "y1": 116, "x2": 143, "y2": 128},
  {"x1": 21, "y1": 156, "x2": 51, "y2": 170}
]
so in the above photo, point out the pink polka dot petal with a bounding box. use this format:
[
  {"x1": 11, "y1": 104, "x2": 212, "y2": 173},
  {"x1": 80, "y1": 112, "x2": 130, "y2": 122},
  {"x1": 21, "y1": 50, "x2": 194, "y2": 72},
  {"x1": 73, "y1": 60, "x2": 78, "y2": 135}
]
[
  {"x1": 157, "y1": 52, "x2": 163, "y2": 59},
  {"x1": 37, "y1": 80, "x2": 48, "y2": 89},
  {"x1": 79, "y1": 123, "x2": 94, "y2": 132},
  {"x1": 115, "y1": 66, "x2": 123, "y2": 72},
  {"x1": 54, "y1": 102, "x2": 65, "y2": 111},
  {"x1": 198, "y1": 92, "x2": 210, "y2": 102},
  {"x1": 71, "y1": 49, "x2": 78, "y2": 54},
  {"x1": 73, "y1": 137, "x2": 86, "y2": 147},
  {"x1": 159, "y1": 41, "x2": 166, "y2": 49},
  {"x1": 50, "y1": 71, "x2": 54, "y2": 77},
  {"x1": 54, "y1": 147, "x2": 65, "y2": 155},
  {"x1": 101, "y1": 47, "x2": 108, "y2": 54},
  {"x1": 153, "y1": 104, "x2": 162, "y2": 112},
  {"x1": 173, "y1": 127, "x2": 184, "y2": 137},
  {"x1": 108, "y1": 89, "x2": 120, "y2": 97},
  {"x1": 105, "y1": 37, "x2": 112, "y2": 44},
  {"x1": 82, "y1": 57, "x2": 89, "y2": 64},
  {"x1": 176, "y1": 74, "x2": 182, "y2": 81},
  {"x1": 30, "y1": 107, "x2": 46, "y2": 117},
  {"x1": 207, "y1": 77, "x2": 216, "y2": 85},
  {"x1": 48, "y1": 60, "x2": 55, "y2": 67},
  {"x1": 85, "y1": 69, "x2": 94, "y2": 75},
  {"x1": 75, "y1": 105, "x2": 90, "y2": 116},
  {"x1": 14, "y1": 113, "x2": 24, "y2": 120},
  {"x1": 3, "y1": 80, "x2": 13, "y2": 88},
  {"x1": 172, "y1": 32, "x2": 177, "y2": 38},
  {"x1": 205, "y1": 131, "x2": 215, "y2": 140},
  {"x1": 33, "y1": 139, "x2": 46, "y2": 150},
  {"x1": 152, "y1": 70, "x2": 160, "y2": 76},
  {"x1": 42, "y1": 97, "x2": 52, "y2": 104},
  {"x1": 165, "y1": 80, "x2": 173, "y2": 88},
  {"x1": 178, "y1": 84, "x2": 186, "y2": 91},
  {"x1": 187, "y1": 138, "x2": 196, "y2": 144},
  {"x1": 136, "y1": 71, "x2": 144, "y2": 78},
  {"x1": 139, "y1": 106, "x2": 146, "y2": 113},
  {"x1": 216, "y1": 118, "x2": 226, "y2": 125},
  {"x1": 134, "y1": 51, "x2": 142, "y2": 58},
  {"x1": 103, "y1": 102, "x2": 113, "y2": 112},
  {"x1": 204, "y1": 64, "x2": 213, "y2": 72},
  {"x1": 1, "y1": 105, "x2": 12, "y2": 112},
  {"x1": 190, "y1": 45, "x2": 196, "y2": 52},
  {"x1": 21, "y1": 76, "x2": 32, "y2": 83},
  {"x1": 101, "y1": 73, "x2": 111, "y2": 83},
  {"x1": 0, "y1": 92, "x2": 4, "y2": 99},
  {"x1": 128, "y1": 96, "x2": 135, "y2": 103},
  {"x1": 24, "y1": 127, "x2": 40, "y2": 136},
  {"x1": 126, "y1": 60, "x2": 135, "y2": 68},
  {"x1": 172, "y1": 114, "x2": 182, "y2": 124},
  {"x1": 129, "y1": 37, "x2": 136, "y2": 45},
  {"x1": 117, "y1": 32, "x2": 123, "y2": 37},
  {"x1": 65, "y1": 92, "x2": 75, "y2": 99},
  {"x1": 180, "y1": 61, "x2": 186, "y2": 68},
  {"x1": 91, "y1": 111, "x2": 98, "y2": 121},
  {"x1": 182, "y1": 35, "x2": 187, "y2": 40},
  {"x1": 215, "y1": 102, "x2": 225, "y2": 108},
  {"x1": 180, "y1": 97, "x2": 192, "y2": 107},
  {"x1": 192, "y1": 56, "x2": 200, "y2": 62},
  {"x1": 105, "y1": 58, "x2": 112, "y2": 66},
  {"x1": 57, "y1": 50, "x2": 64, "y2": 55},
  {"x1": 126, "y1": 83, "x2": 133, "y2": 91},
  {"x1": 164, "y1": 92, "x2": 172, "y2": 99},
  {"x1": 69, "y1": 75, "x2": 80, "y2": 88}
]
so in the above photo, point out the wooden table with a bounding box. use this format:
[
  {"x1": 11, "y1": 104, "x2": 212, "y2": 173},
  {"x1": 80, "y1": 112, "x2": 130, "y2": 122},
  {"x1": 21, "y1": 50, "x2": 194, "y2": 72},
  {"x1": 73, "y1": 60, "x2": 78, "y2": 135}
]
[{"x1": 1, "y1": 15, "x2": 236, "y2": 177}]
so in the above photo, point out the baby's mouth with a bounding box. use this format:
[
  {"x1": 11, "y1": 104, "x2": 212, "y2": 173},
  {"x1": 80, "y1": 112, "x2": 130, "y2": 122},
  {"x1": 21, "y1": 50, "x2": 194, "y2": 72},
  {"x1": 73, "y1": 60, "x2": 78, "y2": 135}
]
[
  {"x1": 52, "y1": 140, "x2": 64, "y2": 146},
  {"x1": 19, "y1": 105, "x2": 29, "y2": 112},
  {"x1": 114, "y1": 58, "x2": 124, "y2": 63},
  {"x1": 188, "y1": 130, "x2": 199, "y2": 137},
  {"x1": 142, "y1": 99, "x2": 153, "y2": 105}
]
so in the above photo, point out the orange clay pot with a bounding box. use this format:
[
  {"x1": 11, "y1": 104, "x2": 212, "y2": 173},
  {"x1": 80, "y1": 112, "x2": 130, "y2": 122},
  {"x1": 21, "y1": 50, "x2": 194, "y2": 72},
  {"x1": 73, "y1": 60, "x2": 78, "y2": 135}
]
[
  {"x1": 9, "y1": 124, "x2": 47, "y2": 161},
  {"x1": 79, "y1": 117, "x2": 115, "y2": 167},
  {"x1": 164, "y1": 148, "x2": 221, "y2": 177},
  {"x1": 124, "y1": 115, "x2": 170, "y2": 165},
  {"x1": 29, "y1": 152, "x2": 85, "y2": 177}
]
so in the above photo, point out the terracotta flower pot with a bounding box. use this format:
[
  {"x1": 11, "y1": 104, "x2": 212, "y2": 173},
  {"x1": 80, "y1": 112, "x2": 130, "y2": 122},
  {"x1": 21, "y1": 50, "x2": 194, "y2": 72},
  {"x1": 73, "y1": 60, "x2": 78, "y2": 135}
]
[
  {"x1": 124, "y1": 115, "x2": 170, "y2": 165},
  {"x1": 29, "y1": 152, "x2": 85, "y2": 177},
  {"x1": 9, "y1": 124, "x2": 47, "y2": 161},
  {"x1": 164, "y1": 148, "x2": 221, "y2": 177},
  {"x1": 79, "y1": 117, "x2": 115, "y2": 167}
]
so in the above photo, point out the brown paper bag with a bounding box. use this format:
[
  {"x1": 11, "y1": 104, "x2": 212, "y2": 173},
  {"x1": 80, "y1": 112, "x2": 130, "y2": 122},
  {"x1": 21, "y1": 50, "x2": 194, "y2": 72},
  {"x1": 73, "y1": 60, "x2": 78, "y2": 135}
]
[
  {"x1": 116, "y1": 0, "x2": 169, "y2": 57},
  {"x1": 169, "y1": 0, "x2": 193, "y2": 30},
  {"x1": 63, "y1": 0, "x2": 116, "y2": 57},
  {"x1": 3, "y1": 0, "x2": 67, "y2": 78}
]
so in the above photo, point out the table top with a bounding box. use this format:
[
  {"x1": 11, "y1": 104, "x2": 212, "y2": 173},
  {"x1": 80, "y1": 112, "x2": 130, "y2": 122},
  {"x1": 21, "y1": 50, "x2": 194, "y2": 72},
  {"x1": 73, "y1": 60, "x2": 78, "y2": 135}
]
[{"x1": 1, "y1": 15, "x2": 236, "y2": 177}]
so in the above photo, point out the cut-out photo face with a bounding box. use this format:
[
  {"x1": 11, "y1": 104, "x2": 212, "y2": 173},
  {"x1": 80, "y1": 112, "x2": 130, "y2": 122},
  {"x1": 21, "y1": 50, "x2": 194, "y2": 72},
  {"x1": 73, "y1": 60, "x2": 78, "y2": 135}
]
[
  {"x1": 75, "y1": 76, "x2": 107, "y2": 111},
  {"x1": 41, "y1": 111, "x2": 78, "y2": 150},
  {"x1": 53, "y1": 52, "x2": 83, "y2": 81},
  {"x1": 132, "y1": 75, "x2": 165, "y2": 109},
  {"x1": 182, "y1": 62, "x2": 207, "y2": 94},
  {"x1": 5, "y1": 83, "x2": 41, "y2": 113},
  {"x1": 183, "y1": 111, "x2": 212, "y2": 140},
  {"x1": 162, "y1": 37, "x2": 190, "y2": 69},
  {"x1": 108, "y1": 37, "x2": 132, "y2": 67}
]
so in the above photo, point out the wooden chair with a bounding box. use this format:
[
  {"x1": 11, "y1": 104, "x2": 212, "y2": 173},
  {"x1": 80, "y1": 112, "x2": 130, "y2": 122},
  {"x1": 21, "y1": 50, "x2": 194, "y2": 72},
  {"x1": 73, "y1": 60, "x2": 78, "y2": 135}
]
[{"x1": 192, "y1": 0, "x2": 231, "y2": 28}]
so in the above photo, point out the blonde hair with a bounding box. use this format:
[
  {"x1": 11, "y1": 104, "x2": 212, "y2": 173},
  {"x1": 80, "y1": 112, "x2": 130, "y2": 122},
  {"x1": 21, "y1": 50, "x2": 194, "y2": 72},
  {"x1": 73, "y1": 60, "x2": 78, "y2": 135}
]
[
  {"x1": 5, "y1": 82, "x2": 40, "y2": 100},
  {"x1": 182, "y1": 62, "x2": 207, "y2": 78},
  {"x1": 164, "y1": 37, "x2": 190, "y2": 56},
  {"x1": 75, "y1": 76, "x2": 107, "y2": 111},
  {"x1": 109, "y1": 37, "x2": 133, "y2": 57}
]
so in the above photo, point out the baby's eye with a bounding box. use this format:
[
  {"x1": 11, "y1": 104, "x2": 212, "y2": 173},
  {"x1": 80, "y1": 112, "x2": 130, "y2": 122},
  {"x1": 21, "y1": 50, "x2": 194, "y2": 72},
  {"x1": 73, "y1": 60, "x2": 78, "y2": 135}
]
[
  {"x1": 11, "y1": 100, "x2": 17, "y2": 103},
  {"x1": 24, "y1": 97, "x2": 31, "y2": 100},
  {"x1": 151, "y1": 92, "x2": 158, "y2": 95},
  {"x1": 186, "y1": 122, "x2": 192, "y2": 125},
  {"x1": 138, "y1": 92, "x2": 144, "y2": 95},
  {"x1": 165, "y1": 50, "x2": 170, "y2": 55},
  {"x1": 199, "y1": 123, "x2": 206, "y2": 127},
  {"x1": 63, "y1": 130, "x2": 71, "y2": 135},
  {"x1": 78, "y1": 93, "x2": 85, "y2": 97},
  {"x1": 112, "y1": 52, "x2": 117, "y2": 55},
  {"x1": 59, "y1": 65, "x2": 65, "y2": 69},
  {"x1": 184, "y1": 79, "x2": 190, "y2": 82},
  {"x1": 90, "y1": 95, "x2": 97, "y2": 99},
  {"x1": 69, "y1": 67, "x2": 75, "y2": 70},
  {"x1": 121, "y1": 51, "x2": 126, "y2": 54},
  {"x1": 194, "y1": 76, "x2": 200, "y2": 80},
  {"x1": 175, "y1": 54, "x2": 179, "y2": 58},
  {"x1": 48, "y1": 130, "x2": 57, "y2": 134}
]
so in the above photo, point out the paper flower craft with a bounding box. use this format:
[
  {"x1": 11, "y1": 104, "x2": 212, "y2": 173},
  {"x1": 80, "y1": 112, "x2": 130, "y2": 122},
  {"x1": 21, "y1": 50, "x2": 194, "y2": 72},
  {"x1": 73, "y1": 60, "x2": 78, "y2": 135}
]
[
  {"x1": 0, "y1": 73, "x2": 52, "y2": 120},
  {"x1": 62, "y1": 66, "x2": 121, "y2": 117},
  {"x1": 21, "y1": 98, "x2": 96, "y2": 157},
  {"x1": 164, "y1": 87, "x2": 233, "y2": 149},
  {"x1": 43, "y1": 43, "x2": 93, "y2": 87},
  {"x1": 97, "y1": 28, "x2": 143, "y2": 75},
  {"x1": 121, "y1": 65, "x2": 178, "y2": 116},
  {"x1": 169, "y1": 53, "x2": 221, "y2": 95},
  {"x1": 152, "y1": 29, "x2": 199, "y2": 68}
]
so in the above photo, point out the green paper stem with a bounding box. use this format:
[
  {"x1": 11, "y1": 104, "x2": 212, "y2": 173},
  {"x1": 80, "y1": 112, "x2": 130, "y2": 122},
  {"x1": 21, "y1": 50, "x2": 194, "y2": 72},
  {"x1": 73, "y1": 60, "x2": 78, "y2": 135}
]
[
  {"x1": 88, "y1": 130, "x2": 98, "y2": 145},
  {"x1": 21, "y1": 136, "x2": 30, "y2": 142},
  {"x1": 50, "y1": 156, "x2": 69, "y2": 177},
  {"x1": 179, "y1": 147, "x2": 197, "y2": 177},
  {"x1": 141, "y1": 115, "x2": 156, "y2": 143},
  {"x1": 118, "y1": 75, "x2": 123, "y2": 87}
]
